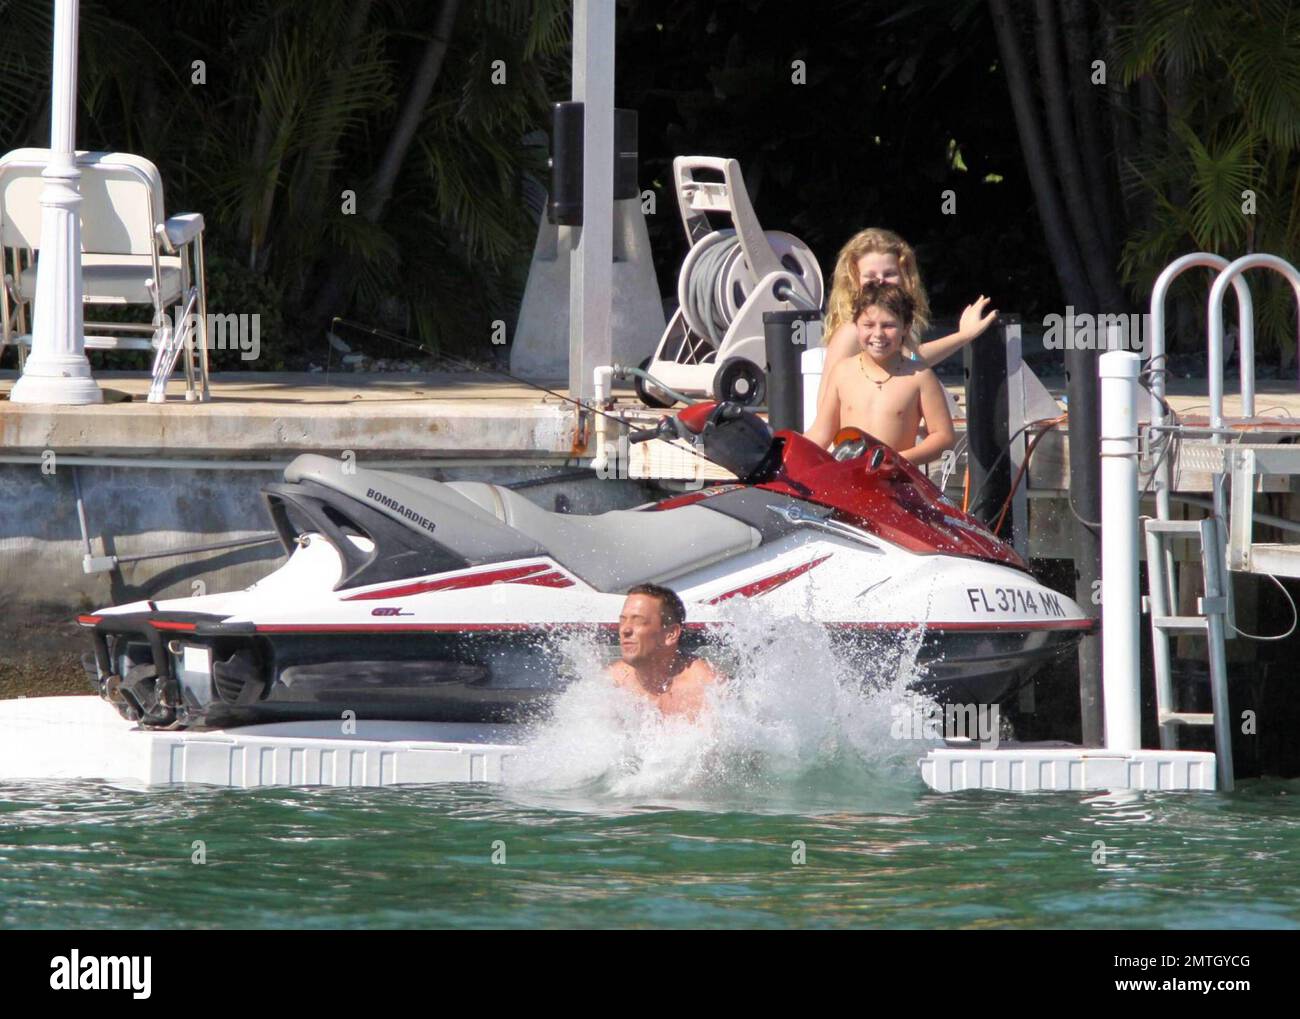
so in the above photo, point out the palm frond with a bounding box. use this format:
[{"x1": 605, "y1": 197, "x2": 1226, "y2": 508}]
[
  {"x1": 1119, "y1": 0, "x2": 1226, "y2": 82},
  {"x1": 1177, "y1": 120, "x2": 1259, "y2": 250},
  {"x1": 1228, "y1": 11, "x2": 1300, "y2": 151}
]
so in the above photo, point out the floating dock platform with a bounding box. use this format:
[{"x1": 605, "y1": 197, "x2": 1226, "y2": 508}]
[
  {"x1": 0, "y1": 697, "x2": 1218, "y2": 793},
  {"x1": 919, "y1": 745, "x2": 1217, "y2": 792},
  {"x1": 0, "y1": 697, "x2": 522, "y2": 788}
]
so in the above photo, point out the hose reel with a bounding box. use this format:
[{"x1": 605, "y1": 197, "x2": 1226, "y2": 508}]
[
  {"x1": 639, "y1": 156, "x2": 824, "y2": 407},
  {"x1": 678, "y1": 229, "x2": 823, "y2": 345}
]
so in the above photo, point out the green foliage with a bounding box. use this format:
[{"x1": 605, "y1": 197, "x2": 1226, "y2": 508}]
[
  {"x1": 0, "y1": 0, "x2": 568, "y2": 366},
  {"x1": 6, "y1": 0, "x2": 1300, "y2": 371},
  {"x1": 1116, "y1": 0, "x2": 1300, "y2": 358},
  {"x1": 201, "y1": 247, "x2": 287, "y2": 371}
]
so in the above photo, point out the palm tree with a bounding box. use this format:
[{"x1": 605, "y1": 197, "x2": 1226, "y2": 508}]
[
  {"x1": 1115, "y1": 0, "x2": 1300, "y2": 362},
  {"x1": 0, "y1": 0, "x2": 570, "y2": 365}
]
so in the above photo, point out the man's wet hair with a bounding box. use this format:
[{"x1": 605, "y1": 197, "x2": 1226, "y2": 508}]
[
  {"x1": 626, "y1": 583, "x2": 686, "y2": 629},
  {"x1": 852, "y1": 281, "x2": 916, "y2": 330}
]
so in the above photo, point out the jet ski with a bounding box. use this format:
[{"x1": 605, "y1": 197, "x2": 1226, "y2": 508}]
[{"x1": 79, "y1": 401, "x2": 1090, "y2": 729}]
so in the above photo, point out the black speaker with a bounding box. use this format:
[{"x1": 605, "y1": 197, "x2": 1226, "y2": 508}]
[{"x1": 548, "y1": 103, "x2": 639, "y2": 225}]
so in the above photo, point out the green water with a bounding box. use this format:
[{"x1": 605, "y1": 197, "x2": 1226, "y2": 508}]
[
  {"x1": 5, "y1": 609, "x2": 1297, "y2": 929},
  {"x1": 3, "y1": 777, "x2": 1298, "y2": 929}
]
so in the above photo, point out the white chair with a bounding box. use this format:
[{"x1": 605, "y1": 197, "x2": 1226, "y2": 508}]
[{"x1": 0, "y1": 148, "x2": 210, "y2": 402}]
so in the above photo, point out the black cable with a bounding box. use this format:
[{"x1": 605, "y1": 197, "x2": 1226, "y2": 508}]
[
  {"x1": 965, "y1": 417, "x2": 1058, "y2": 516},
  {"x1": 1066, "y1": 486, "x2": 1102, "y2": 531}
]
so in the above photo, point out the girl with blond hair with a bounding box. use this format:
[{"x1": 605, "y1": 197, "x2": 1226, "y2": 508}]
[{"x1": 817, "y1": 228, "x2": 998, "y2": 406}]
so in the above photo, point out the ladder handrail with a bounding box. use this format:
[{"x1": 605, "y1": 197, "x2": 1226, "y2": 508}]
[
  {"x1": 1206, "y1": 255, "x2": 1300, "y2": 585},
  {"x1": 1208, "y1": 253, "x2": 1300, "y2": 432},
  {"x1": 1148, "y1": 253, "x2": 1255, "y2": 524}
]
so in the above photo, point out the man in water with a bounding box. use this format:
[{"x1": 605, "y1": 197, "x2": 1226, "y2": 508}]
[{"x1": 608, "y1": 583, "x2": 720, "y2": 719}]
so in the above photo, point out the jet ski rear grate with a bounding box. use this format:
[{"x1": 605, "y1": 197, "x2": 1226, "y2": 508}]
[{"x1": 213, "y1": 648, "x2": 267, "y2": 705}]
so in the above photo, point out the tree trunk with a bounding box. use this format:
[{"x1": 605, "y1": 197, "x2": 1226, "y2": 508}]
[
  {"x1": 988, "y1": 0, "x2": 1096, "y2": 310},
  {"x1": 1062, "y1": 0, "x2": 1116, "y2": 256},
  {"x1": 308, "y1": 0, "x2": 462, "y2": 326},
  {"x1": 1166, "y1": 62, "x2": 1197, "y2": 353},
  {"x1": 990, "y1": 0, "x2": 1104, "y2": 746},
  {"x1": 1101, "y1": 6, "x2": 1138, "y2": 228},
  {"x1": 242, "y1": 103, "x2": 275, "y2": 269},
  {"x1": 364, "y1": 0, "x2": 460, "y2": 223},
  {"x1": 1034, "y1": 0, "x2": 1128, "y2": 311}
]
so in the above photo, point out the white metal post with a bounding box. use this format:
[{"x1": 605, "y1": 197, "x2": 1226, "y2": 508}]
[
  {"x1": 1100, "y1": 350, "x2": 1141, "y2": 750},
  {"x1": 10, "y1": 0, "x2": 100, "y2": 405},
  {"x1": 567, "y1": 0, "x2": 615, "y2": 404}
]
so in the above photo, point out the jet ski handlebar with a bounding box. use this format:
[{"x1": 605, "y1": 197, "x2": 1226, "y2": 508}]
[
  {"x1": 624, "y1": 401, "x2": 779, "y2": 481},
  {"x1": 627, "y1": 417, "x2": 688, "y2": 444},
  {"x1": 628, "y1": 401, "x2": 748, "y2": 445}
]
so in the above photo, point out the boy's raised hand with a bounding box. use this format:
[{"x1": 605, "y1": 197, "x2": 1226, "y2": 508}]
[{"x1": 958, "y1": 295, "x2": 999, "y2": 341}]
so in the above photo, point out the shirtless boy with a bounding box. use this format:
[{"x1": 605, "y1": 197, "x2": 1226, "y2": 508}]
[
  {"x1": 805, "y1": 282, "x2": 956, "y2": 465},
  {"x1": 607, "y1": 583, "x2": 719, "y2": 720}
]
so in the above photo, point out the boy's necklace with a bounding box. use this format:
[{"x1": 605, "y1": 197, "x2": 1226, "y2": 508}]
[{"x1": 858, "y1": 352, "x2": 898, "y2": 389}]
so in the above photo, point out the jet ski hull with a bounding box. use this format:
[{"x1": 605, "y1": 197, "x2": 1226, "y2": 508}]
[
  {"x1": 82, "y1": 592, "x2": 1086, "y2": 729},
  {"x1": 80, "y1": 405, "x2": 1091, "y2": 730}
]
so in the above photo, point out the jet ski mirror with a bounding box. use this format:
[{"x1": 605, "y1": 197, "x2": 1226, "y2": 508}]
[
  {"x1": 830, "y1": 428, "x2": 897, "y2": 475},
  {"x1": 831, "y1": 426, "x2": 870, "y2": 462}
]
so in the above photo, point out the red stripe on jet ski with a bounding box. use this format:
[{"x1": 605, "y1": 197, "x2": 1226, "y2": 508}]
[
  {"x1": 252, "y1": 622, "x2": 613, "y2": 633},
  {"x1": 823, "y1": 619, "x2": 1095, "y2": 632},
  {"x1": 246, "y1": 618, "x2": 1091, "y2": 636},
  {"x1": 76, "y1": 614, "x2": 102, "y2": 626},
  {"x1": 153, "y1": 620, "x2": 198, "y2": 631},
  {"x1": 512, "y1": 571, "x2": 576, "y2": 588},
  {"x1": 343, "y1": 563, "x2": 553, "y2": 600},
  {"x1": 705, "y1": 555, "x2": 831, "y2": 603}
]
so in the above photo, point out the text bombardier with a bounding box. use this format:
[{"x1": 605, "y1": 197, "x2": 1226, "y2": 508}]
[{"x1": 366, "y1": 488, "x2": 438, "y2": 533}]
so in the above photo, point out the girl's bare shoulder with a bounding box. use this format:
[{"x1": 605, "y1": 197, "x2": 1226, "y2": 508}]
[{"x1": 826, "y1": 321, "x2": 860, "y2": 351}]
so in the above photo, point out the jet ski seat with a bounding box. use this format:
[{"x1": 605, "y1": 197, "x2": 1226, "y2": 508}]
[
  {"x1": 280, "y1": 454, "x2": 760, "y2": 593},
  {"x1": 445, "y1": 482, "x2": 761, "y2": 592}
]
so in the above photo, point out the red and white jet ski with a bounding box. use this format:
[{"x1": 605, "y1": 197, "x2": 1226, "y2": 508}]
[{"x1": 79, "y1": 402, "x2": 1090, "y2": 729}]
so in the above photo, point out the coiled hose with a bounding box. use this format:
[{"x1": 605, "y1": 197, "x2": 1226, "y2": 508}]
[{"x1": 682, "y1": 234, "x2": 743, "y2": 346}]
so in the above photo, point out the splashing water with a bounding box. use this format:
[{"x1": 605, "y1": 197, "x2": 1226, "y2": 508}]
[{"x1": 506, "y1": 601, "x2": 942, "y2": 811}]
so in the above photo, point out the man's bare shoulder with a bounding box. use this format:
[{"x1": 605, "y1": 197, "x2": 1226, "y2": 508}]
[
  {"x1": 681, "y1": 657, "x2": 723, "y2": 687},
  {"x1": 606, "y1": 660, "x2": 633, "y2": 684}
]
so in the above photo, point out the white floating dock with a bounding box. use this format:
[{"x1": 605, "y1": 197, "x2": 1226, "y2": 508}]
[
  {"x1": 919, "y1": 746, "x2": 1217, "y2": 792},
  {"x1": 0, "y1": 697, "x2": 524, "y2": 788},
  {"x1": 1, "y1": 699, "x2": 1221, "y2": 793}
]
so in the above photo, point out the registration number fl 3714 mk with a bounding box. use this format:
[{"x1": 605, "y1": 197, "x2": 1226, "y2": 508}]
[{"x1": 966, "y1": 586, "x2": 1066, "y2": 617}]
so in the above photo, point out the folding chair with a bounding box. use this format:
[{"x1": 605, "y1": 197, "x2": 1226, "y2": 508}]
[{"x1": 0, "y1": 148, "x2": 210, "y2": 402}]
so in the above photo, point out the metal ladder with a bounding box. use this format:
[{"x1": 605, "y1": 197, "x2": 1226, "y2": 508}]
[
  {"x1": 1142, "y1": 516, "x2": 1234, "y2": 790},
  {"x1": 1141, "y1": 252, "x2": 1300, "y2": 791}
]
